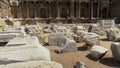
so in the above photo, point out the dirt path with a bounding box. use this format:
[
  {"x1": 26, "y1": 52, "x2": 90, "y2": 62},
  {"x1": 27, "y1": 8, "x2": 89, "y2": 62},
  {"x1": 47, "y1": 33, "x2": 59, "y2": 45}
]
[{"x1": 45, "y1": 36, "x2": 120, "y2": 68}]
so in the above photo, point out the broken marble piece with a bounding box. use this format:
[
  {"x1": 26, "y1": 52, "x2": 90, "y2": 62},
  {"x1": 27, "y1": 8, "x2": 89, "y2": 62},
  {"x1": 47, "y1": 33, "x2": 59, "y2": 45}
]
[
  {"x1": 111, "y1": 42, "x2": 120, "y2": 62},
  {"x1": 90, "y1": 46, "x2": 109, "y2": 58}
]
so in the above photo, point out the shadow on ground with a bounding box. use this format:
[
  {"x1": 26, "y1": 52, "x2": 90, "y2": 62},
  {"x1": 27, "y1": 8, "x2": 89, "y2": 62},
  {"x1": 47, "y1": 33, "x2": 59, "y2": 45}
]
[
  {"x1": 100, "y1": 57, "x2": 120, "y2": 68},
  {"x1": 0, "y1": 59, "x2": 24, "y2": 65},
  {"x1": 86, "y1": 54, "x2": 99, "y2": 61},
  {"x1": 77, "y1": 45, "x2": 89, "y2": 51},
  {"x1": 100, "y1": 38, "x2": 111, "y2": 42},
  {"x1": 0, "y1": 42, "x2": 7, "y2": 47}
]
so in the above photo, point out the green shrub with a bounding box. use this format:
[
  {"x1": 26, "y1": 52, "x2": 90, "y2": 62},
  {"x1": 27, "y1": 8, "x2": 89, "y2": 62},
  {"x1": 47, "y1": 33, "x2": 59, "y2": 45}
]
[{"x1": 116, "y1": 25, "x2": 120, "y2": 29}]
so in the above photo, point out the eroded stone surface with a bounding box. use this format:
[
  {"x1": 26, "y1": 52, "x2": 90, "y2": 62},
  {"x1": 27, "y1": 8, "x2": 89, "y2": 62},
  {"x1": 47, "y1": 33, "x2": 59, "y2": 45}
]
[
  {"x1": 88, "y1": 24, "x2": 105, "y2": 35},
  {"x1": 106, "y1": 27, "x2": 120, "y2": 41},
  {"x1": 25, "y1": 25, "x2": 42, "y2": 37},
  {"x1": 57, "y1": 38, "x2": 77, "y2": 53},
  {"x1": 0, "y1": 37, "x2": 50, "y2": 62},
  {"x1": 111, "y1": 42, "x2": 120, "y2": 62},
  {"x1": 6, "y1": 36, "x2": 40, "y2": 46},
  {"x1": 99, "y1": 20, "x2": 115, "y2": 30},
  {"x1": 0, "y1": 60, "x2": 63, "y2": 68},
  {"x1": 47, "y1": 33, "x2": 72, "y2": 46},
  {"x1": 82, "y1": 32, "x2": 100, "y2": 46},
  {"x1": 90, "y1": 46, "x2": 109, "y2": 58},
  {"x1": 74, "y1": 61, "x2": 86, "y2": 68},
  {"x1": 73, "y1": 26, "x2": 86, "y2": 34}
]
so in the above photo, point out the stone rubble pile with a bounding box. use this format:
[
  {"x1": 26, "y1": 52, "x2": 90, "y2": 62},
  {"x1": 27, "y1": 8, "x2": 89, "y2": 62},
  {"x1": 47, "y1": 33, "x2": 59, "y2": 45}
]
[
  {"x1": 0, "y1": 26, "x2": 63, "y2": 68},
  {"x1": 53, "y1": 26, "x2": 70, "y2": 35},
  {"x1": 72, "y1": 26, "x2": 86, "y2": 43},
  {"x1": 1, "y1": 22, "x2": 120, "y2": 67},
  {"x1": 88, "y1": 24, "x2": 105, "y2": 35},
  {"x1": 73, "y1": 26, "x2": 86, "y2": 34},
  {"x1": 43, "y1": 24, "x2": 58, "y2": 33},
  {"x1": 25, "y1": 25, "x2": 42, "y2": 37}
]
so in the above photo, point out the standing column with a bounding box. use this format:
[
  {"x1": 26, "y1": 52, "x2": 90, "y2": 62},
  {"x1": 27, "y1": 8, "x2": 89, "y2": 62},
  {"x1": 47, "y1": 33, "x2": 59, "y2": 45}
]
[
  {"x1": 34, "y1": 1, "x2": 37, "y2": 18},
  {"x1": 26, "y1": 0, "x2": 29, "y2": 18},
  {"x1": 78, "y1": 0, "x2": 81, "y2": 18},
  {"x1": 107, "y1": 2, "x2": 109, "y2": 18},
  {"x1": 49, "y1": 2, "x2": 52, "y2": 18},
  {"x1": 91, "y1": 1, "x2": 94, "y2": 18},
  {"x1": 57, "y1": 1, "x2": 60, "y2": 18},
  {"x1": 76, "y1": 0, "x2": 79, "y2": 18},
  {"x1": 97, "y1": 0, "x2": 100, "y2": 18},
  {"x1": 19, "y1": 4, "x2": 22, "y2": 18},
  {"x1": 70, "y1": 0, "x2": 74, "y2": 18}
]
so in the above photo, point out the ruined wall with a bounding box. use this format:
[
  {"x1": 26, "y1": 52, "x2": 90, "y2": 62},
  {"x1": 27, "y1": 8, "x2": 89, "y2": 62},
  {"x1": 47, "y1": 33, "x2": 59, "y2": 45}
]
[
  {"x1": 0, "y1": 0, "x2": 10, "y2": 18},
  {"x1": 4, "y1": 0, "x2": 118, "y2": 23}
]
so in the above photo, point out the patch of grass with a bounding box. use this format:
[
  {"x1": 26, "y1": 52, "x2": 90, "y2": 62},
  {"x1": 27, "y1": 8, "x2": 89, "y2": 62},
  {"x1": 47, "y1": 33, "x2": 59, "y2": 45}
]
[
  {"x1": 39, "y1": 36, "x2": 46, "y2": 44},
  {"x1": 116, "y1": 25, "x2": 120, "y2": 29}
]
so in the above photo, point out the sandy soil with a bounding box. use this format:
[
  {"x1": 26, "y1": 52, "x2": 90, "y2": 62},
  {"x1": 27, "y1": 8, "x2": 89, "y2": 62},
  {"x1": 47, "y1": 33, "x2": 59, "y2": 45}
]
[{"x1": 45, "y1": 36, "x2": 120, "y2": 68}]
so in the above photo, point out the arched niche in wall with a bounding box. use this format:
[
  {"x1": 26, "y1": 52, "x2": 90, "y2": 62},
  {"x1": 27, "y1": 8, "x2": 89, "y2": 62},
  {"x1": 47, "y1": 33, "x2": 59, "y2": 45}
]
[
  {"x1": 59, "y1": 2, "x2": 70, "y2": 18},
  {"x1": 40, "y1": 7, "x2": 47, "y2": 18}
]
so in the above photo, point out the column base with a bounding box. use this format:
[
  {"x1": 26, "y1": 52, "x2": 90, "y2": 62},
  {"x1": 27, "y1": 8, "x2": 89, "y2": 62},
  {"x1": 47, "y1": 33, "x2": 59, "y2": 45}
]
[{"x1": 56, "y1": 17, "x2": 60, "y2": 19}]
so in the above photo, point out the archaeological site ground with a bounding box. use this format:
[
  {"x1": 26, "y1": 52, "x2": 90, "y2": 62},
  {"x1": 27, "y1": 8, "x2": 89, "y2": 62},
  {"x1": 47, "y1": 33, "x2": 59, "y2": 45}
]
[{"x1": 0, "y1": 0, "x2": 120, "y2": 68}]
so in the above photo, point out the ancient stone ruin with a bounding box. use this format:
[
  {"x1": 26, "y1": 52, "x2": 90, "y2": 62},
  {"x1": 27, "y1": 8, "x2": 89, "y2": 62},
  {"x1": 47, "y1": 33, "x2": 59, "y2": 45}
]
[
  {"x1": 90, "y1": 46, "x2": 109, "y2": 59},
  {"x1": 88, "y1": 24, "x2": 105, "y2": 35},
  {"x1": 25, "y1": 25, "x2": 42, "y2": 37},
  {"x1": 56, "y1": 38, "x2": 77, "y2": 53},
  {"x1": 99, "y1": 20, "x2": 115, "y2": 30},
  {"x1": 106, "y1": 27, "x2": 120, "y2": 41},
  {"x1": 0, "y1": 61, "x2": 63, "y2": 68},
  {"x1": 74, "y1": 61, "x2": 86, "y2": 68},
  {"x1": 111, "y1": 42, "x2": 120, "y2": 62}
]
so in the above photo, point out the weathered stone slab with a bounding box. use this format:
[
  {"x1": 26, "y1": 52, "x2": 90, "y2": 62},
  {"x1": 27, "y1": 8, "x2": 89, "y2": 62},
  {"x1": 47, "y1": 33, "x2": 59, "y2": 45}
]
[
  {"x1": 106, "y1": 27, "x2": 120, "y2": 41},
  {"x1": 0, "y1": 60, "x2": 63, "y2": 68},
  {"x1": 47, "y1": 33, "x2": 70, "y2": 46},
  {"x1": 99, "y1": 19, "x2": 115, "y2": 30},
  {"x1": 82, "y1": 33, "x2": 100, "y2": 46},
  {"x1": 43, "y1": 24, "x2": 57, "y2": 33},
  {"x1": 74, "y1": 61, "x2": 86, "y2": 68},
  {"x1": 56, "y1": 38, "x2": 77, "y2": 53},
  {"x1": 111, "y1": 42, "x2": 120, "y2": 62},
  {"x1": 90, "y1": 46, "x2": 108, "y2": 58},
  {"x1": 0, "y1": 46, "x2": 50, "y2": 61},
  {"x1": 73, "y1": 26, "x2": 86, "y2": 34},
  {"x1": 88, "y1": 24, "x2": 98, "y2": 32},
  {"x1": 88, "y1": 24, "x2": 105, "y2": 35},
  {"x1": 3, "y1": 26, "x2": 26, "y2": 37},
  {"x1": 0, "y1": 33, "x2": 21, "y2": 42},
  {"x1": 73, "y1": 35, "x2": 83, "y2": 43},
  {"x1": 6, "y1": 36, "x2": 40, "y2": 46},
  {"x1": 0, "y1": 37, "x2": 50, "y2": 61},
  {"x1": 72, "y1": 31, "x2": 87, "y2": 43},
  {"x1": 53, "y1": 26, "x2": 69, "y2": 35},
  {"x1": 25, "y1": 25, "x2": 42, "y2": 37}
]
